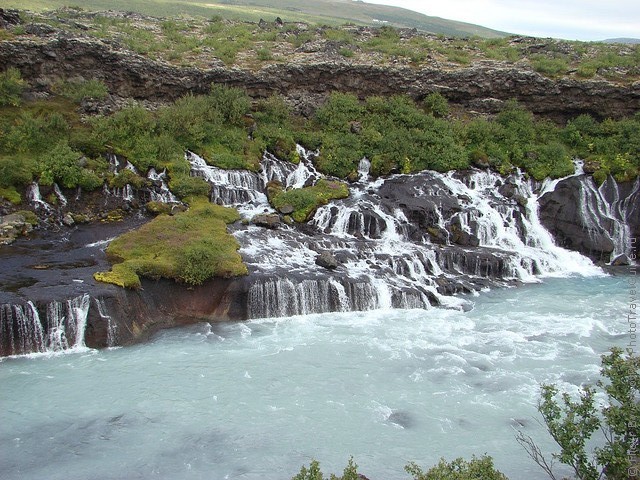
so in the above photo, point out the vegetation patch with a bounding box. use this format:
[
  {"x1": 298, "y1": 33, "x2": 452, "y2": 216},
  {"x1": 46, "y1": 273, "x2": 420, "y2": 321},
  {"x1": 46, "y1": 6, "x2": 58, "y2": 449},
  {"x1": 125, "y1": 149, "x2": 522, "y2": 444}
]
[
  {"x1": 271, "y1": 179, "x2": 349, "y2": 222},
  {"x1": 0, "y1": 60, "x2": 638, "y2": 207},
  {"x1": 94, "y1": 197, "x2": 247, "y2": 288}
]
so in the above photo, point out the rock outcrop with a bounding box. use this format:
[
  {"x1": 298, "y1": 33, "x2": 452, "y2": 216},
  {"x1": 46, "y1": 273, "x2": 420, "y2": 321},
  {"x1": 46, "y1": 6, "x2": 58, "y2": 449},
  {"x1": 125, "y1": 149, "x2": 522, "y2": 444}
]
[
  {"x1": 539, "y1": 175, "x2": 639, "y2": 263},
  {"x1": 1, "y1": 36, "x2": 638, "y2": 121}
]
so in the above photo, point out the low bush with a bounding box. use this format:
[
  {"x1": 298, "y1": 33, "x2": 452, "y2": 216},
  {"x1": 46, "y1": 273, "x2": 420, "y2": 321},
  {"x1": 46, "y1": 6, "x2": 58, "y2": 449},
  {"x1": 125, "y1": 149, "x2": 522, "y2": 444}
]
[
  {"x1": 530, "y1": 55, "x2": 569, "y2": 77},
  {"x1": 0, "y1": 68, "x2": 26, "y2": 107},
  {"x1": 53, "y1": 78, "x2": 109, "y2": 103},
  {"x1": 406, "y1": 456, "x2": 508, "y2": 480}
]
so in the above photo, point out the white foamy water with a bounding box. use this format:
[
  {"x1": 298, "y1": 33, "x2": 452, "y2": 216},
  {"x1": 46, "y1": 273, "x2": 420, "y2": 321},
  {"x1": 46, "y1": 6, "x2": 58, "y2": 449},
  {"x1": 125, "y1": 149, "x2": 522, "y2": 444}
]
[{"x1": 0, "y1": 275, "x2": 631, "y2": 480}]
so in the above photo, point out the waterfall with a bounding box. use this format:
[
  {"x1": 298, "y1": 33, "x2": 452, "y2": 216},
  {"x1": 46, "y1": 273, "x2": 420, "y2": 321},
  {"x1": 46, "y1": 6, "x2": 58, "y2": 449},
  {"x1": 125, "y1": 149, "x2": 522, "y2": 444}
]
[
  {"x1": 188, "y1": 145, "x2": 612, "y2": 319},
  {"x1": 598, "y1": 176, "x2": 639, "y2": 259},
  {"x1": 45, "y1": 294, "x2": 91, "y2": 351},
  {"x1": 0, "y1": 302, "x2": 46, "y2": 356},
  {"x1": 107, "y1": 153, "x2": 119, "y2": 173},
  {"x1": 187, "y1": 151, "x2": 269, "y2": 217},
  {"x1": 27, "y1": 182, "x2": 52, "y2": 211},
  {"x1": 437, "y1": 170, "x2": 601, "y2": 278},
  {"x1": 0, "y1": 294, "x2": 91, "y2": 356},
  {"x1": 147, "y1": 168, "x2": 178, "y2": 203},
  {"x1": 53, "y1": 183, "x2": 68, "y2": 207},
  {"x1": 94, "y1": 298, "x2": 118, "y2": 348}
]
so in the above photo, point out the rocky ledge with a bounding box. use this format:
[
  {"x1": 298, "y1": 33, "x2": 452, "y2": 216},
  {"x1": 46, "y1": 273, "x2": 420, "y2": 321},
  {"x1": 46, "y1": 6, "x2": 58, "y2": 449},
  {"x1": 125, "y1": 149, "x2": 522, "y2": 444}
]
[{"x1": 1, "y1": 34, "x2": 639, "y2": 122}]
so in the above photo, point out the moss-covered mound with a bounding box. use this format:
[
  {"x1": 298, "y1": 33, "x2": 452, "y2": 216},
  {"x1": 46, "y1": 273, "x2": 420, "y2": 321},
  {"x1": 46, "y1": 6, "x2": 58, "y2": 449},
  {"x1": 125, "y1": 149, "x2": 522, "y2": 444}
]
[
  {"x1": 271, "y1": 179, "x2": 349, "y2": 222},
  {"x1": 94, "y1": 197, "x2": 247, "y2": 288}
]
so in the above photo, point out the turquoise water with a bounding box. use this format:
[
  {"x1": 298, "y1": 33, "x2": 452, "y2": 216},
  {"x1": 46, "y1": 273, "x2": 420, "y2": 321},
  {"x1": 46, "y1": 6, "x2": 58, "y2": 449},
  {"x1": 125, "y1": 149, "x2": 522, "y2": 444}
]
[{"x1": 0, "y1": 275, "x2": 632, "y2": 480}]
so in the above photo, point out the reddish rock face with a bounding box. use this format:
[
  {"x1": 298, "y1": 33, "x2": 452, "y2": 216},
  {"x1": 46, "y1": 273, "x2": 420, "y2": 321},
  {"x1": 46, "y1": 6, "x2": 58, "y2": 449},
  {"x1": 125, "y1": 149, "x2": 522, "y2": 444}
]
[{"x1": 84, "y1": 277, "x2": 250, "y2": 350}]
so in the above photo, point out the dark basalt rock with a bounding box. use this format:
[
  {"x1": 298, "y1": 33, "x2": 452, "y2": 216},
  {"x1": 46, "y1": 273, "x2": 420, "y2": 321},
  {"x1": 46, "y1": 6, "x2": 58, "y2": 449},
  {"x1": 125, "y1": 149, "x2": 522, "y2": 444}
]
[
  {"x1": 252, "y1": 213, "x2": 281, "y2": 229},
  {"x1": 0, "y1": 36, "x2": 638, "y2": 121},
  {"x1": 0, "y1": 8, "x2": 21, "y2": 28},
  {"x1": 538, "y1": 176, "x2": 620, "y2": 262},
  {"x1": 315, "y1": 251, "x2": 339, "y2": 269},
  {"x1": 611, "y1": 254, "x2": 630, "y2": 266}
]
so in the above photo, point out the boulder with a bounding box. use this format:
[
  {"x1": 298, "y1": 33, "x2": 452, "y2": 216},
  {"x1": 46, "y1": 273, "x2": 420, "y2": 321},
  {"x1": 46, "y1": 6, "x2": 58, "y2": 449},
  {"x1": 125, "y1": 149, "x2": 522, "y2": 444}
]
[
  {"x1": 0, "y1": 212, "x2": 34, "y2": 245},
  {"x1": 252, "y1": 213, "x2": 281, "y2": 229},
  {"x1": 315, "y1": 251, "x2": 339, "y2": 269},
  {"x1": 611, "y1": 254, "x2": 630, "y2": 266},
  {"x1": 0, "y1": 8, "x2": 21, "y2": 28},
  {"x1": 62, "y1": 213, "x2": 75, "y2": 226},
  {"x1": 278, "y1": 204, "x2": 294, "y2": 215}
]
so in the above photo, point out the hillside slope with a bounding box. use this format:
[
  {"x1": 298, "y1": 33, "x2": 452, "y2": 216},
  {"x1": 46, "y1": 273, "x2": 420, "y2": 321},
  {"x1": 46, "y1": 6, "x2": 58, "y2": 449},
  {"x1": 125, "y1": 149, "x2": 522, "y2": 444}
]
[{"x1": 0, "y1": 0, "x2": 507, "y2": 37}]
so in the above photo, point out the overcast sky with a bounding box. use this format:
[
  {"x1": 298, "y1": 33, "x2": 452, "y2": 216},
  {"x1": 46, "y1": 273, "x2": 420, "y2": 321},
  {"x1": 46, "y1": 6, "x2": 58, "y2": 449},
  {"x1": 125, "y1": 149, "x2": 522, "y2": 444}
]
[{"x1": 363, "y1": 0, "x2": 640, "y2": 40}]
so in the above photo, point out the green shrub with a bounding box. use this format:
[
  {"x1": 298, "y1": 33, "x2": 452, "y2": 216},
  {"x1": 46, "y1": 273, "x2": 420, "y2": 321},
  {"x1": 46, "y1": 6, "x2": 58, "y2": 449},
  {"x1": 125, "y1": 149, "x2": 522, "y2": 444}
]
[
  {"x1": 0, "y1": 154, "x2": 35, "y2": 187},
  {"x1": 169, "y1": 174, "x2": 211, "y2": 199},
  {"x1": 2, "y1": 110, "x2": 70, "y2": 154},
  {"x1": 423, "y1": 92, "x2": 450, "y2": 118},
  {"x1": 530, "y1": 55, "x2": 569, "y2": 77},
  {"x1": 37, "y1": 141, "x2": 85, "y2": 188},
  {"x1": 292, "y1": 457, "x2": 359, "y2": 480},
  {"x1": 405, "y1": 456, "x2": 508, "y2": 480},
  {"x1": 271, "y1": 179, "x2": 349, "y2": 222},
  {"x1": 53, "y1": 78, "x2": 109, "y2": 103},
  {"x1": 0, "y1": 68, "x2": 26, "y2": 107},
  {"x1": 517, "y1": 348, "x2": 640, "y2": 480},
  {"x1": 257, "y1": 48, "x2": 274, "y2": 61},
  {"x1": 339, "y1": 48, "x2": 354, "y2": 58},
  {"x1": 109, "y1": 168, "x2": 148, "y2": 189}
]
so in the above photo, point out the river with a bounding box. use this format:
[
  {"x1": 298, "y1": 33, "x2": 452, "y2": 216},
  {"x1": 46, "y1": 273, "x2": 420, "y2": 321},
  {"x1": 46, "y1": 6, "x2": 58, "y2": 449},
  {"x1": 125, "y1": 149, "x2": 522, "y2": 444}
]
[{"x1": 0, "y1": 274, "x2": 631, "y2": 480}]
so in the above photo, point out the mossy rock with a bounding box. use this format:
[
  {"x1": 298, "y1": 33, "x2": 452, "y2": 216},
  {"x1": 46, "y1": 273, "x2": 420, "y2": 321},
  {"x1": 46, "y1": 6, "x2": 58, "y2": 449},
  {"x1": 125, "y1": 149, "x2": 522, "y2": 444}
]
[
  {"x1": 145, "y1": 201, "x2": 178, "y2": 216},
  {"x1": 271, "y1": 179, "x2": 349, "y2": 222},
  {"x1": 15, "y1": 210, "x2": 38, "y2": 225},
  {"x1": 95, "y1": 198, "x2": 247, "y2": 289}
]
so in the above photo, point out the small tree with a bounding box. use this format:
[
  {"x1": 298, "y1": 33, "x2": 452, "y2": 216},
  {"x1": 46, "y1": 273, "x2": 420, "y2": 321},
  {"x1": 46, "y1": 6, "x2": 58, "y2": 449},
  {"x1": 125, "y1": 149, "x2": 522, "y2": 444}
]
[
  {"x1": 292, "y1": 457, "x2": 359, "y2": 480},
  {"x1": 517, "y1": 348, "x2": 640, "y2": 480}
]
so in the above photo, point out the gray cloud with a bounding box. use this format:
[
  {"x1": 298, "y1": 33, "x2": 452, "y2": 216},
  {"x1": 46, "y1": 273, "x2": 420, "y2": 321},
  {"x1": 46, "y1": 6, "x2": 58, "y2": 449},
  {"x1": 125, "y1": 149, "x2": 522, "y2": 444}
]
[{"x1": 365, "y1": 0, "x2": 640, "y2": 40}]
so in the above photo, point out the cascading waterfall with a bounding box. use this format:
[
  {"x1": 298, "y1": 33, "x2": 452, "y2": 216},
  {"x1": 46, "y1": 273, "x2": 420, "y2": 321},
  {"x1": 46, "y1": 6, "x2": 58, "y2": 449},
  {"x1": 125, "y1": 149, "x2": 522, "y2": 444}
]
[
  {"x1": 187, "y1": 151, "x2": 269, "y2": 217},
  {"x1": 53, "y1": 183, "x2": 68, "y2": 207},
  {"x1": 45, "y1": 294, "x2": 91, "y2": 351},
  {"x1": 0, "y1": 294, "x2": 91, "y2": 356},
  {"x1": 147, "y1": 168, "x2": 179, "y2": 203},
  {"x1": 438, "y1": 170, "x2": 601, "y2": 278},
  {"x1": 0, "y1": 302, "x2": 45, "y2": 356},
  {"x1": 598, "y1": 175, "x2": 639, "y2": 259},
  {"x1": 188, "y1": 145, "x2": 608, "y2": 319},
  {"x1": 27, "y1": 182, "x2": 52, "y2": 211}
]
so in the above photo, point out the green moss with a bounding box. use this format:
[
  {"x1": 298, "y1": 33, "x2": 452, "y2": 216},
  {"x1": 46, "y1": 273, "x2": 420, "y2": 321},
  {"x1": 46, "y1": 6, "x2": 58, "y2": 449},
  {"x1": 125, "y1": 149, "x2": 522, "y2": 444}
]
[
  {"x1": 108, "y1": 168, "x2": 148, "y2": 189},
  {"x1": 94, "y1": 263, "x2": 141, "y2": 289},
  {"x1": 15, "y1": 210, "x2": 39, "y2": 225},
  {"x1": 145, "y1": 201, "x2": 174, "y2": 215},
  {"x1": 271, "y1": 179, "x2": 349, "y2": 222},
  {"x1": 94, "y1": 198, "x2": 247, "y2": 289},
  {"x1": 0, "y1": 186, "x2": 21, "y2": 204}
]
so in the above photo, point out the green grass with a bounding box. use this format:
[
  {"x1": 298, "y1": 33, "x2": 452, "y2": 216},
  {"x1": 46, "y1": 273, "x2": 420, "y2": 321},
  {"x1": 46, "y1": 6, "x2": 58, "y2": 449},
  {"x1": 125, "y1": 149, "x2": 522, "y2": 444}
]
[
  {"x1": 94, "y1": 197, "x2": 247, "y2": 288},
  {"x1": 3, "y1": 0, "x2": 507, "y2": 37},
  {"x1": 271, "y1": 179, "x2": 349, "y2": 222},
  {"x1": 530, "y1": 55, "x2": 569, "y2": 77}
]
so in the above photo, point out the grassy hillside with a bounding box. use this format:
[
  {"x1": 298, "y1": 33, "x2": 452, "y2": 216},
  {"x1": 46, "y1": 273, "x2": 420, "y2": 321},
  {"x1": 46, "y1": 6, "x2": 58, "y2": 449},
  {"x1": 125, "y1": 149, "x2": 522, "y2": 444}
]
[{"x1": 0, "y1": 0, "x2": 507, "y2": 37}]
